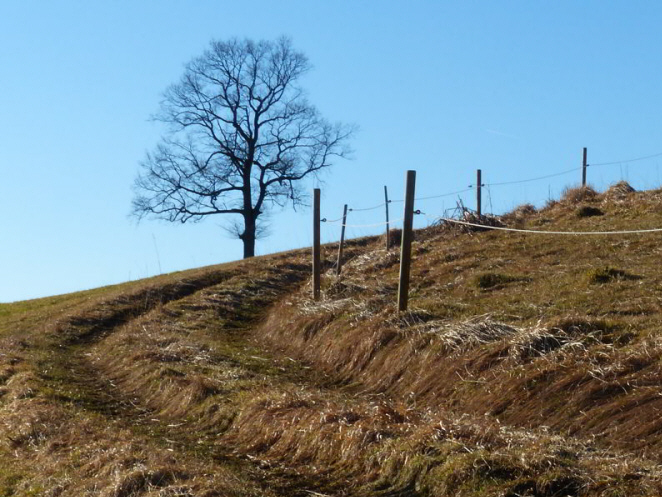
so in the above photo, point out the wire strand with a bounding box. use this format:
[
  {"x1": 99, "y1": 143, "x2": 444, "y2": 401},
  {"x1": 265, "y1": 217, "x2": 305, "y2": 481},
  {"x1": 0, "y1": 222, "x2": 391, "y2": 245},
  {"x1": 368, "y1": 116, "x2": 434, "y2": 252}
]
[
  {"x1": 349, "y1": 203, "x2": 386, "y2": 212},
  {"x1": 321, "y1": 215, "x2": 346, "y2": 224},
  {"x1": 343, "y1": 217, "x2": 405, "y2": 229},
  {"x1": 414, "y1": 188, "x2": 474, "y2": 201},
  {"x1": 350, "y1": 188, "x2": 471, "y2": 210},
  {"x1": 590, "y1": 151, "x2": 662, "y2": 167},
  {"x1": 325, "y1": 148, "x2": 662, "y2": 214},
  {"x1": 429, "y1": 216, "x2": 662, "y2": 235},
  {"x1": 486, "y1": 167, "x2": 580, "y2": 187}
]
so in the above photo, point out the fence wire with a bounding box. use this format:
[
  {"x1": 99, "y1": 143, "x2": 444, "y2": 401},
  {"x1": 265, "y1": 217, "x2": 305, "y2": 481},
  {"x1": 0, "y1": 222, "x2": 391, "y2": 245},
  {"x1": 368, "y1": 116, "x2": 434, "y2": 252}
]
[
  {"x1": 590, "y1": 151, "x2": 662, "y2": 167},
  {"x1": 426, "y1": 215, "x2": 662, "y2": 236},
  {"x1": 322, "y1": 147, "x2": 662, "y2": 227}
]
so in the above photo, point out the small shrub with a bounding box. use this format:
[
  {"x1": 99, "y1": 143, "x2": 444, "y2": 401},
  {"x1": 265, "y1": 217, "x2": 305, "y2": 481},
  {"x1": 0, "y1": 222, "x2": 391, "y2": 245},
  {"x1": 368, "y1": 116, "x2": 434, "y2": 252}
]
[{"x1": 576, "y1": 205, "x2": 604, "y2": 217}]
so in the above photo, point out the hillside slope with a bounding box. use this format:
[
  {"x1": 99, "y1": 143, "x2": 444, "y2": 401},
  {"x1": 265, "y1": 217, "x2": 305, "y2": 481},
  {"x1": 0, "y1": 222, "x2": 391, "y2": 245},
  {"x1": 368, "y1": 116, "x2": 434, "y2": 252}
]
[{"x1": 2, "y1": 183, "x2": 662, "y2": 496}]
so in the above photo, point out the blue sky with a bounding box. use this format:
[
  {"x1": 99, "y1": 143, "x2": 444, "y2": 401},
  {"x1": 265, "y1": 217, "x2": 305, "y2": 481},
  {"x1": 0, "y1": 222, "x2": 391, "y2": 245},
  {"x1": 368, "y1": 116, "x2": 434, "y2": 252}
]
[{"x1": 2, "y1": 1, "x2": 662, "y2": 302}]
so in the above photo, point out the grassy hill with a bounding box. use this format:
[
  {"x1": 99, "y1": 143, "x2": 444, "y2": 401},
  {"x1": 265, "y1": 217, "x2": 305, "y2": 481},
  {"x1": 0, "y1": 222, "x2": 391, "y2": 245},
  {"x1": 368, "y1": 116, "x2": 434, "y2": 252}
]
[{"x1": 2, "y1": 182, "x2": 662, "y2": 496}]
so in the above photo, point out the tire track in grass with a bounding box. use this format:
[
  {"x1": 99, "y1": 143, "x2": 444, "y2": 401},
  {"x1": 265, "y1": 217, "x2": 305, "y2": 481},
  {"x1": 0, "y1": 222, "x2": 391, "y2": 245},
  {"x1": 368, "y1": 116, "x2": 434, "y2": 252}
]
[{"x1": 37, "y1": 257, "x2": 329, "y2": 496}]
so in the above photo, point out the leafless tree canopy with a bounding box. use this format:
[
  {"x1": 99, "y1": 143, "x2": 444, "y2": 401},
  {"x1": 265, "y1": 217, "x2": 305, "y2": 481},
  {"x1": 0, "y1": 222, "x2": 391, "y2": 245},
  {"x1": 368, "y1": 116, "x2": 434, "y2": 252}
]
[{"x1": 132, "y1": 37, "x2": 354, "y2": 258}]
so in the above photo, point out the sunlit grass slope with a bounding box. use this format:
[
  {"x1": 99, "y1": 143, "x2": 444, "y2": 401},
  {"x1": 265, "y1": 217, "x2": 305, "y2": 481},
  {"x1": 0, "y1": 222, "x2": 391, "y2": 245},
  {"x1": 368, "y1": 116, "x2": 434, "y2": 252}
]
[{"x1": 2, "y1": 181, "x2": 662, "y2": 496}]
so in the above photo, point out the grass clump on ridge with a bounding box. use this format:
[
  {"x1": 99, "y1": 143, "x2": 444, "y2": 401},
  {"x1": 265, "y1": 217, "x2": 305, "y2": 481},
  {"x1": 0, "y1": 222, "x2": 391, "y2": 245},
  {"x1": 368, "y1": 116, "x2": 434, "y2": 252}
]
[{"x1": 561, "y1": 185, "x2": 598, "y2": 203}]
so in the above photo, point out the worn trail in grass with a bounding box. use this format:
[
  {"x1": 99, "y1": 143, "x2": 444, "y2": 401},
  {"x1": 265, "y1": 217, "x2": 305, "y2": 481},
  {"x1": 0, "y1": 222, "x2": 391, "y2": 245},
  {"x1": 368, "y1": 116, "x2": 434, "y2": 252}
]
[
  {"x1": 32, "y1": 255, "x2": 342, "y2": 496},
  {"x1": 0, "y1": 255, "x2": 322, "y2": 496}
]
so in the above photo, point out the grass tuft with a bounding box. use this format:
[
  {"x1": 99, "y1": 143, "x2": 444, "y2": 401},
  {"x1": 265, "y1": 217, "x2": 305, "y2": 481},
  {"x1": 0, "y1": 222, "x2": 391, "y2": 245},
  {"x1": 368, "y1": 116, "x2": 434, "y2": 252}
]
[
  {"x1": 605, "y1": 180, "x2": 636, "y2": 198},
  {"x1": 586, "y1": 266, "x2": 639, "y2": 284},
  {"x1": 112, "y1": 469, "x2": 184, "y2": 497},
  {"x1": 561, "y1": 185, "x2": 598, "y2": 203},
  {"x1": 502, "y1": 203, "x2": 537, "y2": 226},
  {"x1": 473, "y1": 272, "x2": 530, "y2": 290}
]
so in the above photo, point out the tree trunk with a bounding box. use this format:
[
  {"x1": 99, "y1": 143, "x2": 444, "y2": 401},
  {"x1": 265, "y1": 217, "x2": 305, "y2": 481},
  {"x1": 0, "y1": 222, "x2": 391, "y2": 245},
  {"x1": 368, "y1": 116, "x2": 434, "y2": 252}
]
[{"x1": 242, "y1": 213, "x2": 256, "y2": 258}]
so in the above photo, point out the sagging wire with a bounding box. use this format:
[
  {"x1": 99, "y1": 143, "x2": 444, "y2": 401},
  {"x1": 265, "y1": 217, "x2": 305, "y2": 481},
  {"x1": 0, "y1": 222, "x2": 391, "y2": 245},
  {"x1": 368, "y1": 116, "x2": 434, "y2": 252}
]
[
  {"x1": 323, "y1": 149, "x2": 662, "y2": 224},
  {"x1": 413, "y1": 188, "x2": 473, "y2": 201},
  {"x1": 348, "y1": 203, "x2": 387, "y2": 213},
  {"x1": 485, "y1": 167, "x2": 580, "y2": 187},
  {"x1": 321, "y1": 215, "x2": 346, "y2": 224},
  {"x1": 322, "y1": 210, "x2": 425, "y2": 229},
  {"x1": 590, "y1": 151, "x2": 662, "y2": 167}
]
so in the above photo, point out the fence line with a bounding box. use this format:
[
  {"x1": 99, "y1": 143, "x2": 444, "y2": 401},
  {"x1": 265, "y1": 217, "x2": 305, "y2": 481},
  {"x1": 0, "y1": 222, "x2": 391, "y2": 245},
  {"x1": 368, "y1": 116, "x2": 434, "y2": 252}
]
[
  {"x1": 326, "y1": 148, "x2": 662, "y2": 218},
  {"x1": 482, "y1": 167, "x2": 580, "y2": 187},
  {"x1": 312, "y1": 148, "x2": 662, "y2": 313},
  {"x1": 414, "y1": 188, "x2": 474, "y2": 201},
  {"x1": 425, "y1": 216, "x2": 662, "y2": 236},
  {"x1": 323, "y1": 217, "x2": 405, "y2": 229},
  {"x1": 348, "y1": 203, "x2": 388, "y2": 212}
]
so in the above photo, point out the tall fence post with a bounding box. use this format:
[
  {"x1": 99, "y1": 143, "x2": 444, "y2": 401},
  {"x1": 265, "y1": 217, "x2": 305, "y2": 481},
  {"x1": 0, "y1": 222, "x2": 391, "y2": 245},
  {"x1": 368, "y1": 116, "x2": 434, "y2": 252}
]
[
  {"x1": 336, "y1": 204, "x2": 348, "y2": 276},
  {"x1": 384, "y1": 186, "x2": 390, "y2": 250},
  {"x1": 476, "y1": 169, "x2": 482, "y2": 217},
  {"x1": 582, "y1": 147, "x2": 588, "y2": 187},
  {"x1": 312, "y1": 188, "x2": 321, "y2": 300},
  {"x1": 398, "y1": 170, "x2": 416, "y2": 312}
]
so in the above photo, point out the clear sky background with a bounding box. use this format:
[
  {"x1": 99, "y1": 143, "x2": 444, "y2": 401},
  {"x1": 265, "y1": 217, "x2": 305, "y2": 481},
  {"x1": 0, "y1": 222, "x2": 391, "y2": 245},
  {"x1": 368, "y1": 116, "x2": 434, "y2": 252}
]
[{"x1": 2, "y1": 1, "x2": 662, "y2": 302}]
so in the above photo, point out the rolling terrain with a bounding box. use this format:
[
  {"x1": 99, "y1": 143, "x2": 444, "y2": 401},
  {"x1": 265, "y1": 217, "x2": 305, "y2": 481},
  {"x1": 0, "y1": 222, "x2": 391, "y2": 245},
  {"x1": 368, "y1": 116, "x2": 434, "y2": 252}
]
[{"x1": 2, "y1": 183, "x2": 662, "y2": 496}]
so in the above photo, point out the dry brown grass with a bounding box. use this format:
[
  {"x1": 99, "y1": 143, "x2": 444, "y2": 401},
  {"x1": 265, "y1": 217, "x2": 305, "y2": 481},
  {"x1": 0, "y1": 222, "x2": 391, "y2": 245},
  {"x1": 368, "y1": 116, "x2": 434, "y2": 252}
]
[
  {"x1": 561, "y1": 185, "x2": 599, "y2": 203},
  {"x1": 605, "y1": 180, "x2": 636, "y2": 199},
  {"x1": 501, "y1": 202, "x2": 537, "y2": 227},
  {"x1": 4, "y1": 184, "x2": 662, "y2": 495},
  {"x1": 254, "y1": 184, "x2": 662, "y2": 465},
  {"x1": 0, "y1": 254, "x2": 320, "y2": 496}
]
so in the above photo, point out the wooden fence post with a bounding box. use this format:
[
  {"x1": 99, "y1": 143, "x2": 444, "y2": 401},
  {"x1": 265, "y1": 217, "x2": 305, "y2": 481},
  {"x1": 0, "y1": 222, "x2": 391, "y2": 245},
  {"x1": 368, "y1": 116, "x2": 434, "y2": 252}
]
[
  {"x1": 582, "y1": 147, "x2": 588, "y2": 187},
  {"x1": 384, "y1": 186, "x2": 390, "y2": 250},
  {"x1": 336, "y1": 204, "x2": 348, "y2": 276},
  {"x1": 398, "y1": 170, "x2": 416, "y2": 312},
  {"x1": 312, "y1": 188, "x2": 321, "y2": 300},
  {"x1": 476, "y1": 169, "x2": 482, "y2": 217}
]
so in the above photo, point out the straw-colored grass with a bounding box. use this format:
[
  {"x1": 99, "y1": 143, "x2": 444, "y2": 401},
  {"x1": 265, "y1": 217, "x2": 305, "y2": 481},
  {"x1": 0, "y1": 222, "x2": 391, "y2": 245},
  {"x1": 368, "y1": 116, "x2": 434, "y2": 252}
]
[{"x1": 3, "y1": 183, "x2": 662, "y2": 495}]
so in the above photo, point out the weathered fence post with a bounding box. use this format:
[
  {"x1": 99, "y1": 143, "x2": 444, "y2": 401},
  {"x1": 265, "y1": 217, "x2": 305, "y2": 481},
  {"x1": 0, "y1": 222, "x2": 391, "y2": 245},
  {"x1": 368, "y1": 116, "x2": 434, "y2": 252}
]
[
  {"x1": 384, "y1": 186, "x2": 390, "y2": 250},
  {"x1": 312, "y1": 188, "x2": 321, "y2": 300},
  {"x1": 582, "y1": 147, "x2": 588, "y2": 187},
  {"x1": 476, "y1": 169, "x2": 482, "y2": 217},
  {"x1": 398, "y1": 170, "x2": 416, "y2": 312},
  {"x1": 336, "y1": 204, "x2": 348, "y2": 276}
]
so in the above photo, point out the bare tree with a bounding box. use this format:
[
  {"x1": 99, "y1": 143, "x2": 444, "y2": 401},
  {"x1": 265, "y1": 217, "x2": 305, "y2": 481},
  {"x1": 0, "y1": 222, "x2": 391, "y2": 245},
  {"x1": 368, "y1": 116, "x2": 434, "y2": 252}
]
[{"x1": 132, "y1": 37, "x2": 354, "y2": 258}]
